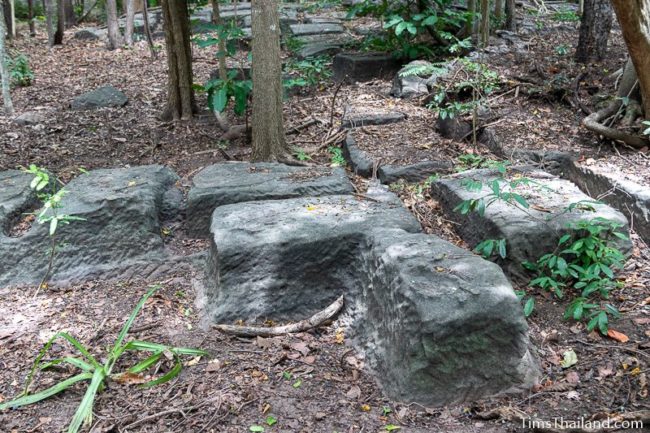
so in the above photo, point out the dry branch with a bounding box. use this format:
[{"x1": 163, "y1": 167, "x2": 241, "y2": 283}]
[{"x1": 213, "y1": 295, "x2": 344, "y2": 337}]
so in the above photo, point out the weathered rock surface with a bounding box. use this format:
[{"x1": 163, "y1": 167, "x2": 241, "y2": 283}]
[
  {"x1": 431, "y1": 168, "x2": 632, "y2": 280},
  {"x1": 74, "y1": 27, "x2": 107, "y2": 40},
  {"x1": 187, "y1": 163, "x2": 355, "y2": 237},
  {"x1": 0, "y1": 166, "x2": 181, "y2": 287},
  {"x1": 378, "y1": 161, "x2": 452, "y2": 184},
  {"x1": 341, "y1": 133, "x2": 375, "y2": 177},
  {"x1": 289, "y1": 23, "x2": 345, "y2": 36},
  {"x1": 333, "y1": 52, "x2": 401, "y2": 82},
  {"x1": 13, "y1": 112, "x2": 46, "y2": 126},
  {"x1": 562, "y1": 160, "x2": 650, "y2": 245},
  {"x1": 342, "y1": 109, "x2": 406, "y2": 128},
  {"x1": 71, "y1": 86, "x2": 128, "y2": 110},
  {"x1": 204, "y1": 188, "x2": 537, "y2": 405},
  {"x1": 390, "y1": 60, "x2": 449, "y2": 98}
]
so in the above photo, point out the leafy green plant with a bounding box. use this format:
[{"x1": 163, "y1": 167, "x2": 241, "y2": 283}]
[
  {"x1": 427, "y1": 59, "x2": 500, "y2": 119},
  {"x1": 266, "y1": 415, "x2": 278, "y2": 426},
  {"x1": 554, "y1": 44, "x2": 569, "y2": 56},
  {"x1": 455, "y1": 153, "x2": 505, "y2": 171},
  {"x1": 552, "y1": 8, "x2": 580, "y2": 22},
  {"x1": 294, "y1": 149, "x2": 312, "y2": 161},
  {"x1": 347, "y1": 0, "x2": 473, "y2": 58},
  {"x1": 196, "y1": 21, "x2": 251, "y2": 115},
  {"x1": 284, "y1": 35, "x2": 305, "y2": 53},
  {"x1": 641, "y1": 120, "x2": 650, "y2": 136},
  {"x1": 0, "y1": 285, "x2": 207, "y2": 433},
  {"x1": 474, "y1": 238, "x2": 507, "y2": 260},
  {"x1": 284, "y1": 56, "x2": 333, "y2": 88},
  {"x1": 9, "y1": 53, "x2": 34, "y2": 87},
  {"x1": 453, "y1": 173, "x2": 530, "y2": 217},
  {"x1": 328, "y1": 146, "x2": 346, "y2": 167},
  {"x1": 524, "y1": 218, "x2": 627, "y2": 334},
  {"x1": 24, "y1": 165, "x2": 85, "y2": 289},
  {"x1": 515, "y1": 290, "x2": 535, "y2": 317}
]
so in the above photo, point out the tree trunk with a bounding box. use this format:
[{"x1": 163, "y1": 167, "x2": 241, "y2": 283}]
[
  {"x1": 124, "y1": 0, "x2": 135, "y2": 46},
  {"x1": 160, "y1": 0, "x2": 195, "y2": 120},
  {"x1": 212, "y1": 0, "x2": 227, "y2": 80},
  {"x1": 611, "y1": 0, "x2": 650, "y2": 118},
  {"x1": 505, "y1": 0, "x2": 516, "y2": 31},
  {"x1": 495, "y1": 0, "x2": 503, "y2": 24},
  {"x1": 251, "y1": 0, "x2": 288, "y2": 161},
  {"x1": 466, "y1": 0, "x2": 475, "y2": 39},
  {"x1": 44, "y1": 0, "x2": 55, "y2": 46},
  {"x1": 28, "y1": 0, "x2": 35, "y2": 36},
  {"x1": 0, "y1": 0, "x2": 13, "y2": 115},
  {"x1": 575, "y1": 0, "x2": 612, "y2": 63},
  {"x1": 142, "y1": 0, "x2": 157, "y2": 58},
  {"x1": 106, "y1": 0, "x2": 122, "y2": 50},
  {"x1": 53, "y1": 0, "x2": 64, "y2": 44},
  {"x1": 479, "y1": 0, "x2": 489, "y2": 47},
  {"x1": 3, "y1": 0, "x2": 15, "y2": 39},
  {"x1": 64, "y1": 0, "x2": 75, "y2": 26}
]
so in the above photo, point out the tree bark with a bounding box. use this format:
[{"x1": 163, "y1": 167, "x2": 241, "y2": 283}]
[
  {"x1": 27, "y1": 0, "x2": 35, "y2": 36},
  {"x1": 44, "y1": 0, "x2": 55, "y2": 46},
  {"x1": 251, "y1": 0, "x2": 288, "y2": 161},
  {"x1": 3, "y1": 0, "x2": 14, "y2": 39},
  {"x1": 611, "y1": 0, "x2": 650, "y2": 118},
  {"x1": 466, "y1": 0, "x2": 475, "y2": 39},
  {"x1": 495, "y1": 0, "x2": 503, "y2": 24},
  {"x1": 0, "y1": 0, "x2": 14, "y2": 114},
  {"x1": 64, "y1": 0, "x2": 75, "y2": 26},
  {"x1": 106, "y1": 0, "x2": 122, "y2": 50},
  {"x1": 160, "y1": 0, "x2": 195, "y2": 120},
  {"x1": 124, "y1": 0, "x2": 135, "y2": 46},
  {"x1": 575, "y1": 0, "x2": 612, "y2": 63},
  {"x1": 505, "y1": 0, "x2": 516, "y2": 31},
  {"x1": 53, "y1": 0, "x2": 64, "y2": 44},
  {"x1": 212, "y1": 0, "x2": 227, "y2": 81},
  {"x1": 142, "y1": 0, "x2": 157, "y2": 58},
  {"x1": 479, "y1": 0, "x2": 489, "y2": 47}
]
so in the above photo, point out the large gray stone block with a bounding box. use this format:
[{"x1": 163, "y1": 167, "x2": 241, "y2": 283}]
[
  {"x1": 431, "y1": 168, "x2": 632, "y2": 280},
  {"x1": 186, "y1": 163, "x2": 355, "y2": 237},
  {"x1": 71, "y1": 86, "x2": 128, "y2": 110},
  {"x1": 0, "y1": 166, "x2": 180, "y2": 287},
  {"x1": 203, "y1": 188, "x2": 538, "y2": 405}
]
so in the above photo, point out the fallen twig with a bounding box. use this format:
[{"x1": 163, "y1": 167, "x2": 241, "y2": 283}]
[{"x1": 213, "y1": 295, "x2": 344, "y2": 337}]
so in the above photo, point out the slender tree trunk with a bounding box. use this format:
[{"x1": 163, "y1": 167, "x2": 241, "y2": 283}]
[
  {"x1": 142, "y1": 0, "x2": 157, "y2": 58},
  {"x1": 3, "y1": 0, "x2": 15, "y2": 39},
  {"x1": 466, "y1": 0, "x2": 475, "y2": 39},
  {"x1": 575, "y1": 0, "x2": 612, "y2": 63},
  {"x1": 28, "y1": 0, "x2": 35, "y2": 36},
  {"x1": 495, "y1": 0, "x2": 503, "y2": 25},
  {"x1": 251, "y1": 0, "x2": 288, "y2": 161},
  {"x1": 64, "y1": 0, "x2": 75, "y2": 26},
  {"x1": 161, "y1": 0, "x2": 195, "y2": 120},
  {"x1": 106, "y1": 0, "x2": 122, "y2": 49},
  {"x1": 44, "y1": 0, "x2": 55, "y2": 46},
  {"x1": 0, "y1": 0, "x2": 13, "y2": 115},
  {"x1": 505, "y1": 0, "x2": 516, "y2": 31},
  {"x1": 124, "y1": 0, "x2": 135, "y2": 46},
  {"x1": 53, "y1": 0, "x2": 64, "y2": 44},
  {"x1": 610, "y1": 0, "x2": 650, "y2": 118},
  {"x1": 212, "y1": 0, "x2": 227, "y2": 80},
  {"x1": 479, "y1": 0, "x2": 489, "y2": 47}
]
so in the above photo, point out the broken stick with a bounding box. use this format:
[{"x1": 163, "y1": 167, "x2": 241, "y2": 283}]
[{"x1": 213, "y1": 295, "x2": 344, "y2": 337}]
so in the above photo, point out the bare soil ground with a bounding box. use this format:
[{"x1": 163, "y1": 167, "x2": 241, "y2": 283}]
[{"x1": 1, "y1": 4, "x2": 650, "y2": 433}]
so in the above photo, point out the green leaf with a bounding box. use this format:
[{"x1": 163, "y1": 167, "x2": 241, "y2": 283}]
[
  {"x1": 395, "y1": 21, "x2": 407, "y2": 36},
  {"x1": 559, "y1": 349, "x2": 577, "y2": 368},
  {"x1": 405, "y1": 22, "x2": 417, "y2": 35},
  {"x1": 127, "y1": 352, "x2": 163, "y2": 374},
  {"x1": 523, "y1": 298, "x2": 534, "y2": 317},
  {"x1": 49, "y1": 218, "x2": 58, "y2": 236},
  {"x1": 68, "y1": 368, "x2": 106, "y2": 433},
  {"x1": 141, "y1": 358, "x2": 183, "y2": 388},
  {"x1": 385, "y1": 425, "x2": 401, "y2": 431},
  {"x1": 0, "y1": 372, "x2": 93, "y2": 411},
  {"x1": 266, "y1": 416, "x2": 277, "y2": 426},
  {"x1": 250, "y1": 426, "x2": 265, "y2": 432},
  {"x1": 292, "y1": 379, "x2": 302, "y2": 388},
  {"x1": 558, "y1": 234, "x2": 571, "y2": 245},
  {"x1": 498, "y1": 240, "x2": 507, "y2": 259},
  {"x1": 511, "y1": 193, "x2": 529, "y2": 208},
  {"x1": 212, "y1": 86, "x2": 229, "y2": 113},
  {"x1": 40, "y1": 357, "x2": 94, "y2": 373}
]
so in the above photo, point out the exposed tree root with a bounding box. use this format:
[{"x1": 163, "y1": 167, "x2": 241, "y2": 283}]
[
  {"x1": 582, "y1": 100, "x2": 649, "y2": 149},
  {"x1": 213, "y1": 295, "x2": 344, "y2": 337}
]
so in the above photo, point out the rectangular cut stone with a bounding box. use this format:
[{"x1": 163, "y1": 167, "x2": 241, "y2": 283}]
[
  {"x1": 0, "y1": 166, "x2": 179, "y2": 287},
  {"x1": 289, "y1": 23, "x2": 345, "y2": 36},
  {"x1": 186, "y1": 163, "x2": 355, "y2": 237},
  {"x1": 203, "y1": 188, "x2": 537, "y2": 405},
  {"x1": 431, "y1": 168, "x2": 632, "y2": 280}
]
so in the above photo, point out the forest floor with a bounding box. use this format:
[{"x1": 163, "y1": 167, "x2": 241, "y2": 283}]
[{"x1": 1, "y1": 3, "x2": 650, "y2": 433}]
